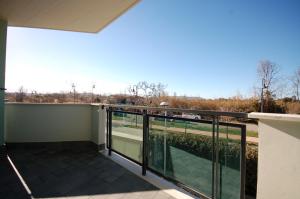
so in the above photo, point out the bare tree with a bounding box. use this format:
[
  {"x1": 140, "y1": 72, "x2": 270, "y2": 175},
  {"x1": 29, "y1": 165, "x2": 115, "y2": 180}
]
[
  {"x1": 291, "y1": 67, "x2": 300, "y2": 101},
  {"x1": 257, "y1": 60, "x2": 280, "y2": 112},
  {"x1": 128, "y1": 81, "x2": 167, "y2": 105},
  {"x1": 137, "y1": 81, "x2": 155, "y2": 103},
  {"x1": 128, "y1": 84, "x2": 139, "y2": 105},
  {"x1": 153, "y1": 83, "x2": 167, "y2": 98},
  {"x1": 16, "y1": 86, "x2": 26, "y2": 102}
]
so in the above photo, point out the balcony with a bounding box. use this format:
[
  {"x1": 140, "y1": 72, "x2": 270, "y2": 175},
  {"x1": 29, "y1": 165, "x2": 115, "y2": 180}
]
[
  {"x1": 2, "y1": 103, "x2": 250, "y2": 199},
  {"x1": 1, "y1": 103, "x2": 300, "y2": 199},
  {"x1": 2, "y1": 103, "x2": 190, "y2": 199},
  {"x1": 1, "y1": 1, "x2": 300, "y2": 199}
]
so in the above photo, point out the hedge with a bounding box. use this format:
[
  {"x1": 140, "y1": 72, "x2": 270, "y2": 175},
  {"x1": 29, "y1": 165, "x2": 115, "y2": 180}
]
[{"x1": 148, "y1": 131, "x2": 257, "y2": 197}]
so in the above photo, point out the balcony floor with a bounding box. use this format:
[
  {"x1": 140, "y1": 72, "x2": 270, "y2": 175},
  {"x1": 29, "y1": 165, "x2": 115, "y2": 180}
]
[{"x1": 0, "y1": 142, "x2": 175, "y2": 199}]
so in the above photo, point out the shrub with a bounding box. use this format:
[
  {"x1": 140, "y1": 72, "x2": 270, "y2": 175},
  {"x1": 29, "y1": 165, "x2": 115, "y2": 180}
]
[
  {"x1": 286, "y1": 102, "x2": 300, "y2": 114},
  {"x1": 246, "y1": 145, "x2": 258, "y2": 196},
  {"x1": 148, "y1": 132, "x2": 257, "y2": 197}
]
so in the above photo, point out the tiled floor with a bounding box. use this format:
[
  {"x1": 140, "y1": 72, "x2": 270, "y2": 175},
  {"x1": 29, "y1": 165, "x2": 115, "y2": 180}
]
[{"x1": 0, "y1": 142, "x2": 175, "y2": 199}]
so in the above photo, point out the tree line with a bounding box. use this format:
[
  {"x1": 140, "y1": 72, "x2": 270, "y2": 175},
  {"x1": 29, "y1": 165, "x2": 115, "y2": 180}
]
[
  {"x1": 5, "y1": 59, "x2": 300, "y2": 114},
  {"x1": 256, "y1": 59, "x2": 300, "y2": 112}
]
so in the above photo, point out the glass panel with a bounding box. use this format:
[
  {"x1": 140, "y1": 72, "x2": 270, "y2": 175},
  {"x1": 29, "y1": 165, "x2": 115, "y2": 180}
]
[
  {"x1": 111, "y1": 112, "x2": 143, "y2": 163},
  {"x1": 148, "y1": 117, "x2": 214, "y2": 198},
  {"x1": 217, "y1": 125, "x2": 241, "y2": 199}
]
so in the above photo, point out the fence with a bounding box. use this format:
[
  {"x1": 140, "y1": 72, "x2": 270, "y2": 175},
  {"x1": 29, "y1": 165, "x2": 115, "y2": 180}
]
[{"x1": 106, "y1": 105, "x2": 246, "y2": 199}]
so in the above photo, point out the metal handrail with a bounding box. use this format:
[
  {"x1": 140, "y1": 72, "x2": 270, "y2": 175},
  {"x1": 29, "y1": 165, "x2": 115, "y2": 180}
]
[{"x1": 100, "y1": 103, "x2": 248, "y2": 118}]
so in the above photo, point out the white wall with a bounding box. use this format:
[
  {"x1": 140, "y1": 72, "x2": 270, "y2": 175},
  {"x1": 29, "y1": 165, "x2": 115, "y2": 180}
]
[
  {"x1": 90, "y1": 104, "x2": 106, "y2": 147},
  {"x1": 249, "y1": 113, "x2": 300, "y2": 199},
  {"x1": 5, "y1": 103, "x2": 93, "y2": 143},
  {"x1": 98, "y1": 105, "x2": 106, "y2": 147},
  {"x1": 91, "y1": 105, "x2": 100, "y2": 145},
  {"x1": 112, "y1": 134, "x2": 143, "y2": 162}
]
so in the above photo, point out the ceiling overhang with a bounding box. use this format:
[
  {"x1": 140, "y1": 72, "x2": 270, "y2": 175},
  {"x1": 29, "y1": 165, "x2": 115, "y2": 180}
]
[{"x1": 0, "y1": 0, "x2": 139, "y2": 33}]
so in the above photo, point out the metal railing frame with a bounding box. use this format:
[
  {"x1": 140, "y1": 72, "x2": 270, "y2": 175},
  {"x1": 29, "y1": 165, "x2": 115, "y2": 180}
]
[{"x1": 105, "y1": 105, "x2": 246, "y2": 199}]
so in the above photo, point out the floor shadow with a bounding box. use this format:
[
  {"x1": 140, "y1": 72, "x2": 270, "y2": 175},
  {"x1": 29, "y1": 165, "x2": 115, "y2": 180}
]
[{"x1": 5, "y1": 142, "x2": 171, "y2": 199}]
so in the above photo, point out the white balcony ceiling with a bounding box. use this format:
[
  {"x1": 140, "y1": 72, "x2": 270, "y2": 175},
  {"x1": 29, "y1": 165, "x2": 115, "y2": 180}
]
[{"x1": 0, "y1": 0, "x2": 139, "y2": 33}]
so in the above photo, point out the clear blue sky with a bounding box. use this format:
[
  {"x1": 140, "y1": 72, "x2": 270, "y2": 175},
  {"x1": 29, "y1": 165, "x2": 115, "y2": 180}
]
[{"x1": 5, "y1": 0, "x2": 300, "y2": 98}]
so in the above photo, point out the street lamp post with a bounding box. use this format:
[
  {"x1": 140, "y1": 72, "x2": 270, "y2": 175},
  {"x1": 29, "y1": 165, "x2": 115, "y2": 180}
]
[
  {"x1": 160, "y1": 101, "x2": 169, "y2": 175},
  {"x1": 261, "y1": 79, "x2": 267, "y2": 112},
  {"x1": 131, "y1": 85, "x2": 138, "y2": 127},
  {"x1": 72, "y1": 83, "x2": 76, "y2": 104},
  {"x1": 91, "y1": 84, "x2": 95, "y2": 103}
]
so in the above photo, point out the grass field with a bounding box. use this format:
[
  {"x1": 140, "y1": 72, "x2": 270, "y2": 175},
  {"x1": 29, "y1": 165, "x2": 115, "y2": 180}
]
[
  {"x1": 159, "y1": 145, "x2": 240, "y2": 199},
  {"x1": 112, "y1": 114, "x2": 258, "y2": 137},
  {"x1": 111, "y1": 122, "x2": 242, "y2": 199}
]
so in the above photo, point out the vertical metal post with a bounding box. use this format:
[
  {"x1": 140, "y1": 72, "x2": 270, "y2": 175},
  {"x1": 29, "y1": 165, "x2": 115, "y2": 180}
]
[
  {"x1": 108, "y1": 107, "x2": 112, "y2": 156},
  {"x1": 0, "y1": 19, "x2": 7, "y2": 146},
  {"x1": 163, "y1": 110, "x2": 167, "y2": 175},
  {"x1": 212, "y1": 116, "x2": 216, "y2": 199},
  {"x1": 135, "y1": 110, "x2": 138, "y2": 127},
  {"x1": 240, "y1": 125, "x2": 246, "y2": 199},
  {"x1": 215, "y1": 116, "x2": 220, "y2": 199},
  {"x1": 106, "y1": 108, "x2": 109, "y2": 149},
  {"x1": 212, "y1": 116, "x2": 220, "y2": 199},
  {"x1": 142, "y1": 109, "x2": 148, "y2": 176}
]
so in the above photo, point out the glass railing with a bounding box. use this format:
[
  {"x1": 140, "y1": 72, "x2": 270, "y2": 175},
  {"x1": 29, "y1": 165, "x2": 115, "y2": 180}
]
[
  {"x1": 106, "y1": 106, "x2": 246, "y2": 199},
  {"x1": 110, "y1": 110, "x2": 143, "y2": 164},
  {"x1": 148, "y1": 117, "x2": 214, "y2": 198},
  {"x1": 217, "y1": 124, "x2": 243, "y2": 199}
]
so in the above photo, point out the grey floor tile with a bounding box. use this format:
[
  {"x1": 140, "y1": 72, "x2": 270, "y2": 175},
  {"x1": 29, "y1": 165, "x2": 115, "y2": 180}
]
[{"x1": 1, "y1": 142, "x2": 176, "y2": 199}]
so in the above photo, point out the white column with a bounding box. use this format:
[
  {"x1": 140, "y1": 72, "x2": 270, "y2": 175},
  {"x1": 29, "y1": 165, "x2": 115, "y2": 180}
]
[
  {"x1": 248, "y1": 113, "x2": 300, "y2": 199},
  {"x1": 98, "y1": 105, "x2": 107, "y2": 150},
  {"x1": 0, "y1": 19, "x2": 7, "y2": 146}
]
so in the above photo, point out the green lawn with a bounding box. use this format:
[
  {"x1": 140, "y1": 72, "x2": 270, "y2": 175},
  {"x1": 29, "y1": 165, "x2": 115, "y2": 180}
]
[
  {"x1": 149, "y1": 142, "x2": 241, "y2": 199},
  {"x1": 112, "y1": 114, "x2": 258, "y2": 137},
  {"x1": 111, "y1": 122, "x2": 242, "y2": 199}
]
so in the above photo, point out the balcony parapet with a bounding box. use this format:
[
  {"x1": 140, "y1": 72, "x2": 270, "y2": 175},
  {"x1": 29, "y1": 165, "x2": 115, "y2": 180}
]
[{"x1": 248, "y1": 112, "x2": 300, "y2": 199}]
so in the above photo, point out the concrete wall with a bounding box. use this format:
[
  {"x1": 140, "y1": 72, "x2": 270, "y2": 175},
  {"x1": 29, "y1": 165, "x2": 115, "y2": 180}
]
[
  {"x1": 112, "y1": 134, "x2": 143, "y2": 162},
  {"x1": 91, "y1": 105, "x2": 100, "y2": 144},
  {"x1": 98, "y1": 106, "x2": 107, "y2": 148},
  {"x1": 5, "y1": 103, "x2": 94, "y2": 143},
  {"x1": 91, "y1": 104, "x2": 106, "y2": 148},
  {"x1": 249, "y1": 113, "x2": 300, "y2": 199}
]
